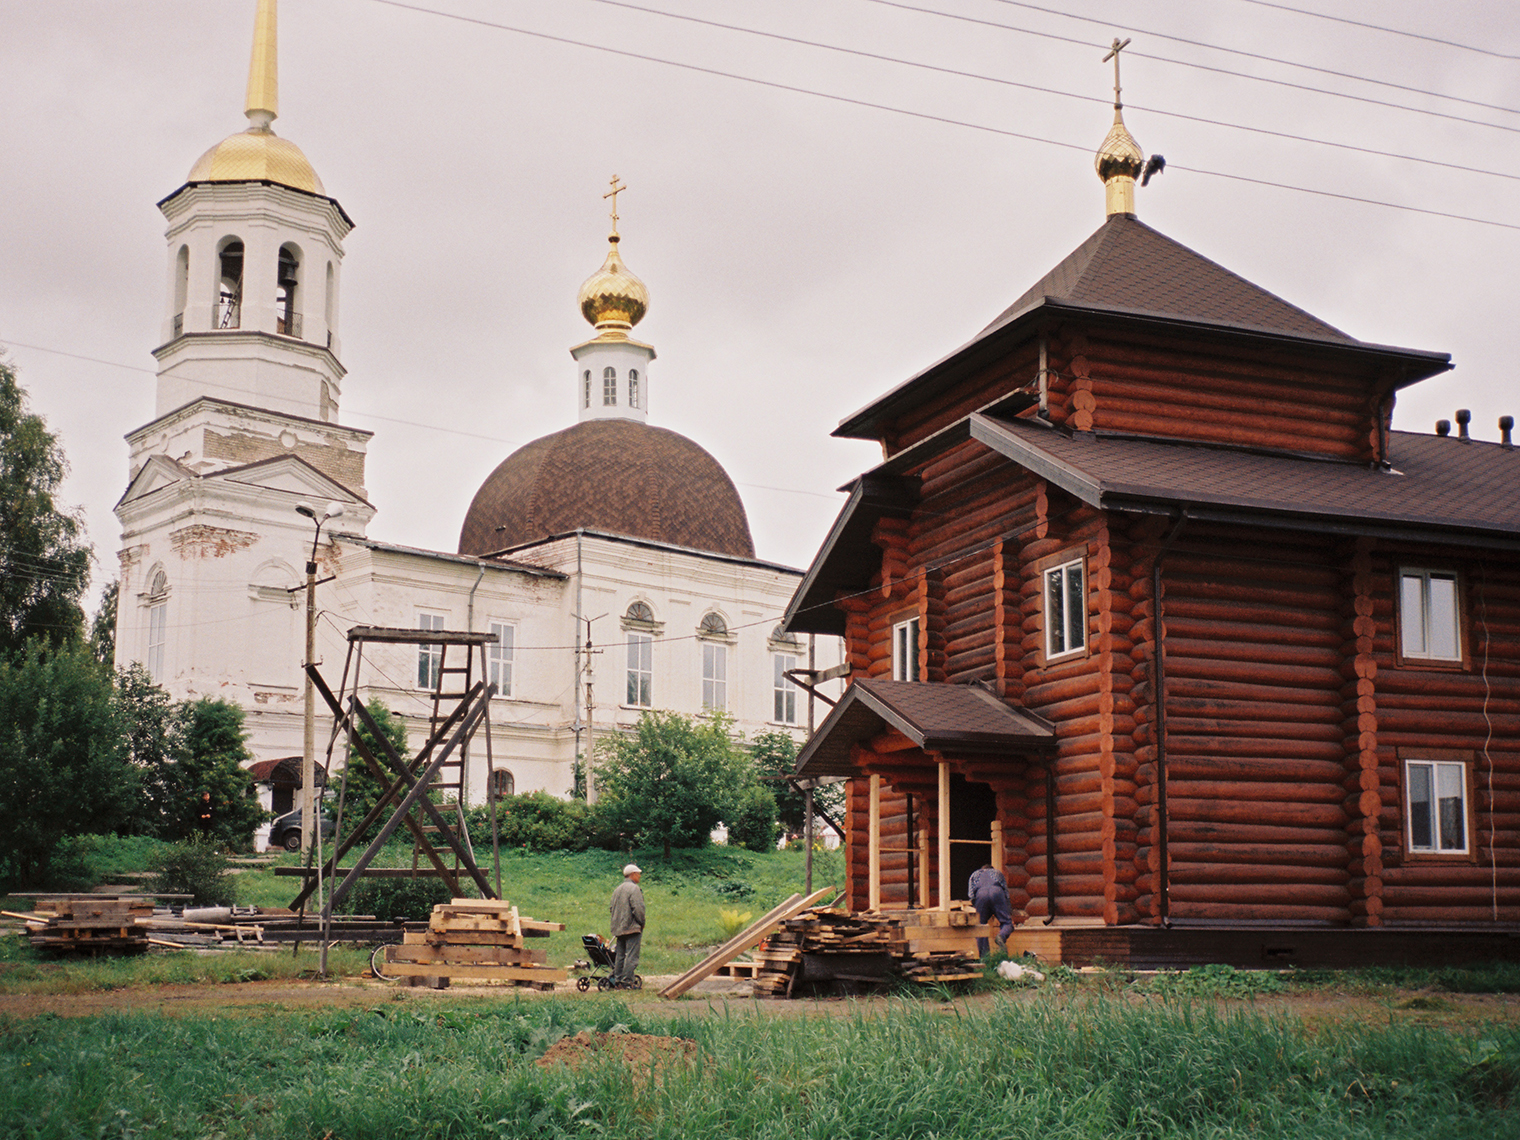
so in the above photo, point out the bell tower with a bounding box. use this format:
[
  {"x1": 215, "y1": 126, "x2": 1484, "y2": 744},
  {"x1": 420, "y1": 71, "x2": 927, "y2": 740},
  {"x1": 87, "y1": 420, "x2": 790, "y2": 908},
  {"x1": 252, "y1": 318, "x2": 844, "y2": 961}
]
[{"x1": 571, "y1": 177, "x2": 655, "y2": 424}]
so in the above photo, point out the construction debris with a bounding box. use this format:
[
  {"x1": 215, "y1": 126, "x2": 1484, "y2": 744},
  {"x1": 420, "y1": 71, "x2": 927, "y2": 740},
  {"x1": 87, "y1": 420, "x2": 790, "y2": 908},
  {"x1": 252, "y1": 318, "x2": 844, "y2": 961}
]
[
  {"x1": 751, "y1": 907, "x2": 982, "y2": 997},
  {"x1": 379, "y1": 898, "x2": 567, "y2": 989},
  {"x1": 11, "y1": 895, "x2": 154, "y2": 953}
]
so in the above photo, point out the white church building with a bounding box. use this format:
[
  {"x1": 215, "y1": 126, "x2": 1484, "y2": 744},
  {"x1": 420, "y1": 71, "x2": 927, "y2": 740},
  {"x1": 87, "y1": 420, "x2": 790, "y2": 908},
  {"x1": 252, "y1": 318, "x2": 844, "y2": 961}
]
[{"x1": 111, "y1": 0, "x2": 842, "y2": 839}]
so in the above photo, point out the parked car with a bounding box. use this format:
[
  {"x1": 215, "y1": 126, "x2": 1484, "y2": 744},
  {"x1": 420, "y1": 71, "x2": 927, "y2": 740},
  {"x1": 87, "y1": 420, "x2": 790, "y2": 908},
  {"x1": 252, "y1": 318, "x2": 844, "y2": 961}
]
[{"x1": 269, "y1": 807, "x2": 335, "y2": 852}]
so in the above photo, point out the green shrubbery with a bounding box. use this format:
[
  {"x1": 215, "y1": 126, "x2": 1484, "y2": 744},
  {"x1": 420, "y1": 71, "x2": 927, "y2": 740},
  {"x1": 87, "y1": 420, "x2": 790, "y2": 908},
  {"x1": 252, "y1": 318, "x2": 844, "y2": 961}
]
[
  {"x1": 466, "y1": 791, "x2": 600, "y2": 852},
  {"x1": 149, "y1": 835, "x2": 237, "y2": 907},
  {"x1": 337, "y1": 875, "x2": 453, "y2": 923}
]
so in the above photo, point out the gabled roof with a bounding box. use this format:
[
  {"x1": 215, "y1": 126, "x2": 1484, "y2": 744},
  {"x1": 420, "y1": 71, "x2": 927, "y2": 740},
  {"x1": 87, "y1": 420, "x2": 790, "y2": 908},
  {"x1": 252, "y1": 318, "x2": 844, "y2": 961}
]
[
  {"x1": 970, "y1": 414, "x2": 1520, "y2": 547},
  {"x1": 116, "y1": 452, "x2": 370, "y2": 512},
  {"x1": 795, "y1": 679, "x2": 1056, "y2": 779},
  {"x1": 835, "y1": 215, "x2": 1450, "y2": 442}
]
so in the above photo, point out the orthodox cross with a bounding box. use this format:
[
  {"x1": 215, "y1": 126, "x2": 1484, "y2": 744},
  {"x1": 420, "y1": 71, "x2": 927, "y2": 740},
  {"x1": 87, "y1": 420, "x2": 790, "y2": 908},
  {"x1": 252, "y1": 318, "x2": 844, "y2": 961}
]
[
  {"x1": 1103, "y1": 37, "x2": 1132, "y2": 109},
  {"x1": 604, "y1": 175, "x2": 626, "y2": 234}
]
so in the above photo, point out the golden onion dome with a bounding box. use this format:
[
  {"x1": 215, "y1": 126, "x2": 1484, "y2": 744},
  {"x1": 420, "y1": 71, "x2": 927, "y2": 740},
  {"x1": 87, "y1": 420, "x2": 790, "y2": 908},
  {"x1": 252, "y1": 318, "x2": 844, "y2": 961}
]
[
  {"x1": 1095, "y1": 107, "x2": 1144, "y2": 217},
  {"x1": 577, "y1": 234, "x2": 649, "y2": 333},
  {"x1": 186, "y1": 127, "x2": 325, "y2": 196}
]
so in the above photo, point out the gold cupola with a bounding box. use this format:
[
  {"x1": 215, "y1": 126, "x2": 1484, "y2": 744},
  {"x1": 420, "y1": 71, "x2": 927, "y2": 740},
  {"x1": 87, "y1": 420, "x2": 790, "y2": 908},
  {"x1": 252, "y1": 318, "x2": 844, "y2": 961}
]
[
  {"x1": 185, "y1": 0, "x2": 325, "y2": 195},
  {"x1": 577, "y1": 204, "x2": 649, "y2": 339},
  {"x1": 1095, "y1": 37, "x2": 1144, "y2": 217}
]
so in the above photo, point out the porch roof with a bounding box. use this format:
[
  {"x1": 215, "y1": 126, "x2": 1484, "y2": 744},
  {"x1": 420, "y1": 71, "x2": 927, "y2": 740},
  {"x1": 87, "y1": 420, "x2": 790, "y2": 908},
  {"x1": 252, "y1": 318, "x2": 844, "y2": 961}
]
[{"x1": 795, "y1": 679, "x2": 1056, "y2": 779}]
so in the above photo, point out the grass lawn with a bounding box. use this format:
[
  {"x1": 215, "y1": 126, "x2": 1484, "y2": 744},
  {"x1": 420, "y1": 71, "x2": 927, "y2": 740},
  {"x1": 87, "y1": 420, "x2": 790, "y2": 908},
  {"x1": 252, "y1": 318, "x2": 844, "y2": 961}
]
[{"x1": 3, "y1": 991, "x2": 1517, "y2": 1139}]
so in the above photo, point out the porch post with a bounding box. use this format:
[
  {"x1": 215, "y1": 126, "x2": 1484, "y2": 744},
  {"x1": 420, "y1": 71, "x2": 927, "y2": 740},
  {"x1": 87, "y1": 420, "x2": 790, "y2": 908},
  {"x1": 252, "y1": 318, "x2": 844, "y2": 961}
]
[
  {"x1": 918, "y1": 829, "x2": 931, "y2": 908},
  {"x1": 868, "y1": 774, "x2": 881, "y2": 912},
  {"x1": 991, "y1": 818, "x2": 1004, "y2": 874},
  {"x1": 938, "y1": 760, "x2": 951, "y2": 911}
]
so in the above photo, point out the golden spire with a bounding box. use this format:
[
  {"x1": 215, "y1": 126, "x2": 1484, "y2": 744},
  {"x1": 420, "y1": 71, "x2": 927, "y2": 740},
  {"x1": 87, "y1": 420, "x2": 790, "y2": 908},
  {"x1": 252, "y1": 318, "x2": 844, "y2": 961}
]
[
  {"x1": 1095, "y1": 36, "x2": 1144, "y2": 218},
  {"x1": 245, "y1": 0, "x2": 279, "y2": 129},
  {"x1": 578, "y1": 176, "x2": 650, "y2": 336}
]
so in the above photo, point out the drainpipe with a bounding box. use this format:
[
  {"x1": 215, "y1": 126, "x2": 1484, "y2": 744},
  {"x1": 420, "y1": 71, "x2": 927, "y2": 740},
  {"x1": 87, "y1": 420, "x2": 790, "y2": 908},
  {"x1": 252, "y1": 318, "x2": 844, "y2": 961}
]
[
  {"x1": 573, "y1": 532, "x2": 584, "y2": 796},
  {"x1": 465, "y1": 564, "x2": 486, "y2": 633},
  {"x1": 1037, "y1": 331, "x2": 1050, "y2": 417},
  {"x1": 1152, "y1": 508, "x2": 1190, "y2": 928}
]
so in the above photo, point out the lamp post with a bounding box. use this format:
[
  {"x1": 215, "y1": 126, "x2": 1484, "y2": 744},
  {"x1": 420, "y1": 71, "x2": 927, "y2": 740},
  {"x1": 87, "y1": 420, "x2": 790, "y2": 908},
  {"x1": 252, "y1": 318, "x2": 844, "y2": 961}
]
[{"x1": 295, "y1": 502, "x2": 344, "y2": 858}]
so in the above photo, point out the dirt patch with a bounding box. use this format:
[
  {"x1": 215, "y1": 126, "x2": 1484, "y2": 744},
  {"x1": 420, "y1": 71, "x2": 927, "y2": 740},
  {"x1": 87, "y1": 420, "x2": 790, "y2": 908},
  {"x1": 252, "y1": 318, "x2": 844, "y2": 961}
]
[{"x1": 536, "y1": 1029, "x2": 698, "y2": 1084}]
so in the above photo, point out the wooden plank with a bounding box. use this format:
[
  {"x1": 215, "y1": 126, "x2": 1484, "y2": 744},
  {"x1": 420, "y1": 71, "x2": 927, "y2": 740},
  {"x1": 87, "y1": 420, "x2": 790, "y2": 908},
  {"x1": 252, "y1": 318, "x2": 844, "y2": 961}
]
[
  {"x1": 389, "y1": 944, "x2": 546, "y2": 966},
  {"x1": 406, "y1": 930, "x2": 522, "y2": 946},
  {"x1": 659, "y1": 887, "x2": 835, "y2": 999},
  {"x1": 382, "y1": 961, "x2": 567, "y2": 982}
]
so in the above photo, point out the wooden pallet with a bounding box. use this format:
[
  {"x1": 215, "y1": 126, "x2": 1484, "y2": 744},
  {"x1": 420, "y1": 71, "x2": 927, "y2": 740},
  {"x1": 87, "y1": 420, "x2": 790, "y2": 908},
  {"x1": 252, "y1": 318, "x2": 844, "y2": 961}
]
[
  {"x1": 381, "y1": 898, "x2": 566, "y2": 987},
  {"x1": 17, "y1": 895, "x2": 153, "y2": 953},
  {"x1": 750, "y1": 907, "x2": 984, "y2": 996}
]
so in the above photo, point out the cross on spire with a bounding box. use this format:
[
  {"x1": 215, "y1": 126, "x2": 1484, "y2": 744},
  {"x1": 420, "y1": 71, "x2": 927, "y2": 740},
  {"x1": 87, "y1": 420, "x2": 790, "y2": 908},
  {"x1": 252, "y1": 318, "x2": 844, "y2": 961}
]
[
  {"x1": 1103, "y1": 36, "x2": 1132, "y2": 110},
  {"x1": 604, "y1": 175, "x2": 626, "y2": 235}
]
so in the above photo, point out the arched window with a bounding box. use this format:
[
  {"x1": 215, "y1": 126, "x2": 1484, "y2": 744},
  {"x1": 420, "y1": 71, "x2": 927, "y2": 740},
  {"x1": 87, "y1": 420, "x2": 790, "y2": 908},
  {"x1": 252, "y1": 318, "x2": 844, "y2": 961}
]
[
  {"x1": 602, "y1": 367, "x2": 617, "y2": 406},
  {"x1": 699, "y1": 612, "x2": 727, "y2": 637},
  {"x1": 276, "y1": 244, "x2": 301, "y2": 337},
  {"x1": 146, "y1": 569, "x2": 169, "y2": 681},
  {"x1": 489, "y1": 769, "x2": 515, "y2": 801},
  {"x1": 324, "y1": 261, "x2": 335, "y2": 347},
  {"x1": 216, "y1": 239, "x2": 243, "y2": 329},
  {"x1": 628, "y1": 369, "x2": 640, "y2": 409},
  {"x1": 626, "y1": 601, "x2": 655, "y2": 624},
  {"x1": 173, "y1": 245, "x2": 189, "y2": 337},
  {"x1": 583, "y1": 370, "x2": 592, "y2": 409}
]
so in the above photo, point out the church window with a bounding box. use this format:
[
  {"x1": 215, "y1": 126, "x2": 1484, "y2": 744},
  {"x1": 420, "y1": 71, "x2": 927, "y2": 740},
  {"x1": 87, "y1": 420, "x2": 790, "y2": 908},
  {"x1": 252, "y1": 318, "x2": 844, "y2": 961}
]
[
  {"x1": 146, "y1": 569, "x2": 169, "y2": 682},
  {"x1": 627, "y1": 633, "x2": 653, "y2": 707},
  {"x1": 416, "y1": 613, "x2": 445, "y2": 689},
  {"x1": 276, "y1": 244, "x2": 301, "y2": 337},
  {"x1": 773, "y1": 653, "x2": 798, "y2": 724},
  {"x1": 173, "y1": 245, "x2": 189, "y2": 337},
  {"x1": 583, "y1": 370, "x2": 592, "y2": 409},
  {"x1": 603, "y1": 367, "x2": 617, "y2": 406},
  {"x1": 702, "y1": 643, "x2": 727, "y2": 711},
  {"x1": 626, "y1": 601, "x2": 654, "y2": 625},
  {"x1": 892, "y1": 617, "x2": 919, "y2": 682},
  {"x1": 216, "y1": 239, "x2": 243, "y2": 329},
  {"x1": 488, "y1": 621, "x2": 515, "y2": 697},
  {"x1": 629, "y1": 369, "x2": 640, "y2": 409},
  {"x1": 1044, "y1": 557, "x2": 1087, "y2": 661},
  {"x1": 699, "y1": 612, "x2": 727, "y2": 638},
  {"x1": 489, "y1": 768, "x2": 515, "y2": 800}
]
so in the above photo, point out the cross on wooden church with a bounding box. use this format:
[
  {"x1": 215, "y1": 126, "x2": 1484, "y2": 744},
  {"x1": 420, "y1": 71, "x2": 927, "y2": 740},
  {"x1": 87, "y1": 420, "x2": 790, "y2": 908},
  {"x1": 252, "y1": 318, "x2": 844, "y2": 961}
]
[
  {"x1": 1103, "y1": 36, "x2": 1132, "y2": 109},
  {"x1": 604, "y1": 175, "x2": 626, "y2": 233}
]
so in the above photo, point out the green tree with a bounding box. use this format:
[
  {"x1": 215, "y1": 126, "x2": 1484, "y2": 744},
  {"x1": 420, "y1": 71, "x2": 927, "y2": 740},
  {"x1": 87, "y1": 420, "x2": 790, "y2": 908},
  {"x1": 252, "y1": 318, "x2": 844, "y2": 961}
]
[
  {"x1": 750, "y1": 730, "x2": 844, "y2": 837},
  {"x1": 595, "y1": 711, "x2": 756, "y2": 857},
  {"x1": 726, "y1": 782, "x2": 782, "y2": 852},
  {"x1": 337, "y1": 699, "x2": 411, "y2": 842},
  {"x1": 0, "y1": 358, "x2": 92, "y2": 655},
  {"x1": 157, "y1": 698, "x2": 265, "y2": 847},
  {"x1": 89, "y1": 580, "x2": 118, "y2": 666},
  {"x1": 0, "y1": 644, "x2": 135, "y2": 888},
  {"x1": 113, "y1": 663, "x2": 177, "y2": 837}
]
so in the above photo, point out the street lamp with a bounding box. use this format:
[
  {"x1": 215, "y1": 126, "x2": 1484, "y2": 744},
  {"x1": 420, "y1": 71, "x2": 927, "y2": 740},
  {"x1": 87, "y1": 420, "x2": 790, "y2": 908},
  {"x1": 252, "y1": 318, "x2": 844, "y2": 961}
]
[{"x1": 296, "y1": 501, "x2": 343, "y2": 858}]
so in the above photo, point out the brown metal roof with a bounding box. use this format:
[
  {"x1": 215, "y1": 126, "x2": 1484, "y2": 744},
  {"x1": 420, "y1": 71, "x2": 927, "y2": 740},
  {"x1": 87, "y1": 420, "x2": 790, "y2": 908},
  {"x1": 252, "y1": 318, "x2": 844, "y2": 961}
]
[
  {"x1": 457, "y1": 420, "x2": 754, "y2": 559},
  {"x1": 971, "y1": 414, "x2": 1520, "y2": 544},
  {"x1": 245, "y1": 756, "x2": 326, "y2": 786},
  {"x1": 795, "y1": 679, "x2": 1055, "y2": 779}
]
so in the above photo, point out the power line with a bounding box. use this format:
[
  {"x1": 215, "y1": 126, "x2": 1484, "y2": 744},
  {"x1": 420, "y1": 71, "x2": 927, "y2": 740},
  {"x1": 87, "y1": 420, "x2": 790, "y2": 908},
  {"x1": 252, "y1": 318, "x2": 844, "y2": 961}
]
[
  {"x1": 983, "y1": 0, "x2": 1520, "y2": 116},
  {"x1": 861, "y1": 0, "x2": 1520, "y2": 135},
  {"x1": 1233, "y1": 0, "x2": 1520, "y2": 62},
  {"x1": 583, "y1": 0, "x2": 1520, "y2": 183},
  {"x1": 358, "y1": 0, "x2": 1520, "y2": 231}
]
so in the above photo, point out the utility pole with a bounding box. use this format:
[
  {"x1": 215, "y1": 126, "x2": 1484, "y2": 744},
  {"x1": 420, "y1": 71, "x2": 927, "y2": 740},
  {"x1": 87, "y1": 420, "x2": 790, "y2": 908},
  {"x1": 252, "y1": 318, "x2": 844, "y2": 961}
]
[
  {"x1": 580, "y1": 614, "x2": 604, "y2": 803},
  {"x1": 295, "y1": 502, "x2": 343, "y2": 855}
]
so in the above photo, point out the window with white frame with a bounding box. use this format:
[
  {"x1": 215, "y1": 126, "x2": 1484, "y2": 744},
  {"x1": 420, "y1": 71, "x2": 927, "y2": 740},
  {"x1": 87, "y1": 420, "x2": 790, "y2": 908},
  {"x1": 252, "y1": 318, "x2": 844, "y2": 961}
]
[
  {"x1": 629, "y1": 369, "x2": 640, "y2": 409},
  {"x1": 488, "y1": 621, "x2": 515, "y2": 697},
  {"x1": 583, "y1": 370, "x2": 591, "y2": 409},
  {"x1": 627, "y1": 633, "x2": 653, "y2": 707},
  {"x1": 1044, "y1": 558, "x2": 1087, "y2": 660},
  {"x1": 416, "y1": 613, "x2": 445, "y2": 689},
  {"x1": 1400, "y1": 568, "x2": 1461, "y2": 662},
  {"x1": 702, "y1": 642, "x2": 727, "y2": 711},
  {"x1": 773, "y1": 653, "x2": 798, "y2": 724},
  {"x1": 1405, "y1": 758, "x2": 1468, "y2": 854},
  {"x1": 892, "y1": 616, "x2": 919, "y2": 682},
  {"x1": 146, "y1": 569, "x2": 169, "y2": 682},
  {"x1": 602, "y1": 366, "x2": 617, "y2": 406}
]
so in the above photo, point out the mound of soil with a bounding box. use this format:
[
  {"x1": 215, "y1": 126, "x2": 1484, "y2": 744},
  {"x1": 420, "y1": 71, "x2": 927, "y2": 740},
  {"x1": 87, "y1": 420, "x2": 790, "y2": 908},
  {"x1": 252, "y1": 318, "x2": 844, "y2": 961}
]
[{"x1": 536, "y1": 1029, "x2": 697, "y2": 1082}]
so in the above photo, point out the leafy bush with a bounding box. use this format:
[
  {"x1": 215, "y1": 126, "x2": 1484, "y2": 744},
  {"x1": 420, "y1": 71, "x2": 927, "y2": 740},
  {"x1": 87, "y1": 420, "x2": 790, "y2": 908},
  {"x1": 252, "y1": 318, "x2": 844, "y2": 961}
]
[
  {"x1": 466, "y1": 791, "x2": 596, "y2": 852},
  {"x1": 718, "y1": 908, "x2": 753, "y2": 939},
  {"x1": 337, "y1": 876, "x2": 452, "y2": 923},
  {"x1": 149, "y1": 836, "x2": 236, "y2": 907},
  {"x1": 1137, "y1": 963, "x2": 1285, "y2": 997},
  {"x1": 725, "y1": 783, "x2": 781, "y2": 852}
]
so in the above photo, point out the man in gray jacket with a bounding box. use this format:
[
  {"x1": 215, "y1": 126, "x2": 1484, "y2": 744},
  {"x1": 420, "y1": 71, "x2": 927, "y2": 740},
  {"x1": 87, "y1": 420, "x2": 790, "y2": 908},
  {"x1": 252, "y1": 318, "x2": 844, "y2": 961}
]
[{"x1": 609, "y1": 863, "x2": 645, "y2": 988}]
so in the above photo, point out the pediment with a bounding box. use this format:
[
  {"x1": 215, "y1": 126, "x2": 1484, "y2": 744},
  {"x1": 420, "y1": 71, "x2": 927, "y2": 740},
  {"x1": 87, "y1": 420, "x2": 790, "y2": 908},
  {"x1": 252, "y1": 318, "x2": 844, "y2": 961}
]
[
  {"x1": 211, "y1": 454, "x2": 363, "y2": 503},
  {"x1": 117, "y1": 454, "x2": 198, "y2": 508}
]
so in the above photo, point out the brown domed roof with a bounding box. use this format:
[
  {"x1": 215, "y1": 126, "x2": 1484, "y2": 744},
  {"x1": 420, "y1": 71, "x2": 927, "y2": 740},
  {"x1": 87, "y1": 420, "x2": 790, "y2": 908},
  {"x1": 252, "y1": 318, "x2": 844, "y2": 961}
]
[{"x1": 458, "y1": 420, "x2": 755, "y2": 558}]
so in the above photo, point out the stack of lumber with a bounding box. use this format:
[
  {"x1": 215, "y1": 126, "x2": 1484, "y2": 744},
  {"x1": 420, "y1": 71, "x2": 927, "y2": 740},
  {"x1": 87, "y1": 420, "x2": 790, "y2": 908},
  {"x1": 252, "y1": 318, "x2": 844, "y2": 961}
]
[
  {"x1": 13, "y1": 895, "x2": 153, "y2": 953},
  {"x1": 381, "y1": 898, "x2": 567, "y2": 988},
  {"x1": 752, "y1": 908, "x2": 982, "y2": 996}
]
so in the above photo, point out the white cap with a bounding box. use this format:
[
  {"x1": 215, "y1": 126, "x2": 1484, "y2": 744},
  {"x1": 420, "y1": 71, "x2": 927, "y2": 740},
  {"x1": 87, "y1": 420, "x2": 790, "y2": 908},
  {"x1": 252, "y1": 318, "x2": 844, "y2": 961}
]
[{"x1": 623, "y1": 863, "x2": 642, "y2": 876}]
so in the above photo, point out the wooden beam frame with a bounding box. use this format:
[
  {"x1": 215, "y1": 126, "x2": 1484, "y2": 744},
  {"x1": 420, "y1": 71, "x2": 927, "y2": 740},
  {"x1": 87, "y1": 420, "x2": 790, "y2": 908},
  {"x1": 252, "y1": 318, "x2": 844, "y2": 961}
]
[
  {"x1": 938, "y1": 759, "x2": 951, "y2": 911},
  {"x1": 868, "y1": 774, "x2": 882, "y2": 912}
]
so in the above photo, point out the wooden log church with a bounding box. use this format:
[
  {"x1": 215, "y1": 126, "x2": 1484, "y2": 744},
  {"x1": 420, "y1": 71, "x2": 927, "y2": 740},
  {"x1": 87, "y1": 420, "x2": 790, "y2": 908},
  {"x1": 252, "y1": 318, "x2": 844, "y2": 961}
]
[{"x1": 782, "y1": 97, "x2": 1520, "y2": 967}]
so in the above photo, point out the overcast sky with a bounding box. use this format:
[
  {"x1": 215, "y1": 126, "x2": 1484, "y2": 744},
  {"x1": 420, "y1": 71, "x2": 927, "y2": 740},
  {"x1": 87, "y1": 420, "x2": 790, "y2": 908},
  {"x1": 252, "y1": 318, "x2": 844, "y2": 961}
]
[{"x1": 2, "y1": 0, "x2": 1517, "y2": 612}]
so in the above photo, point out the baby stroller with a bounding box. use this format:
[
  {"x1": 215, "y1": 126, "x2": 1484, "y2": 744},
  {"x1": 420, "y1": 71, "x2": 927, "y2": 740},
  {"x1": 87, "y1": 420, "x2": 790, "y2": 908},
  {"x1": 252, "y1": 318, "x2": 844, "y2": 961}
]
[{"x1": 576, "y1": 933, "x2": 642, "y2": 992}]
